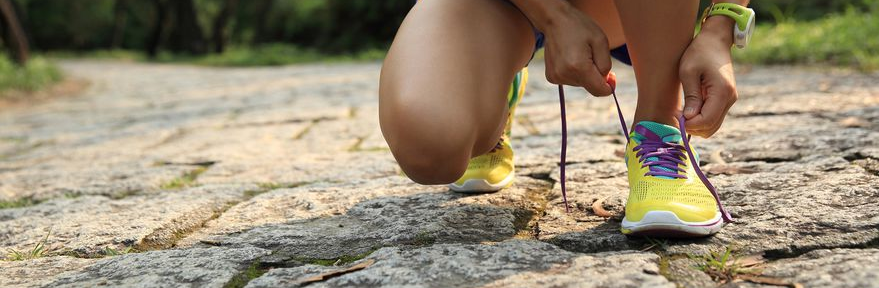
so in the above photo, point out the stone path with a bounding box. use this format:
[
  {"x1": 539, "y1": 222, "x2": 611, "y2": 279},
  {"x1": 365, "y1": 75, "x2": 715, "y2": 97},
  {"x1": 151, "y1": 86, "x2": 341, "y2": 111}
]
[{"x1": 1, "y1": 60, "x2": 878, "y2": 287}]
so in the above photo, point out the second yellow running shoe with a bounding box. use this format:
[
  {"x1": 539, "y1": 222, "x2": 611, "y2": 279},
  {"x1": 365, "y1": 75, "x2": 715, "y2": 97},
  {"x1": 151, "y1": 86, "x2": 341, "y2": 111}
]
[{"x1": 448, "y1": 68, "x2": 527, "y2": 193}]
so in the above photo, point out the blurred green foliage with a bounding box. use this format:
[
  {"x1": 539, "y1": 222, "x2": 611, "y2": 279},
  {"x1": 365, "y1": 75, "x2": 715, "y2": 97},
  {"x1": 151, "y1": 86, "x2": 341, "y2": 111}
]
[
  {"x1": 735, "y1": 0, "x2": 879, "y2": 71},
  {"x1": 2, "y1": 0, "x2": 875, "y2": 71},
  {"x1": 9, "y1": 0, "x2": 410, "y2": 54},
  {"x1": 46, "y1": 44, "x2": 387, "y2": 67},
  {"x1": 0, "y1": 56, "x2": 61, "y2": 94}
]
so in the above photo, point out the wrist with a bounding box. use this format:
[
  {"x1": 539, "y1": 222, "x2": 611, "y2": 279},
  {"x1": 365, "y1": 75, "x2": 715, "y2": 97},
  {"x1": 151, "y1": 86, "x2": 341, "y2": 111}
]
[{"x1": 699, "y1": 16, "x2": 735, "y2": 47}]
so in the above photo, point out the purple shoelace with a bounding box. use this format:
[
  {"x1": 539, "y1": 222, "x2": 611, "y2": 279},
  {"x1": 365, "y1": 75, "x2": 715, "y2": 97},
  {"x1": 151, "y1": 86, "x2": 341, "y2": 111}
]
[
  {"x1": 632, "y1": 125, "x2": 687, "y2": 179},
  {"x1": 556, "y1": 84, "x2": 733, "y2": 222}
]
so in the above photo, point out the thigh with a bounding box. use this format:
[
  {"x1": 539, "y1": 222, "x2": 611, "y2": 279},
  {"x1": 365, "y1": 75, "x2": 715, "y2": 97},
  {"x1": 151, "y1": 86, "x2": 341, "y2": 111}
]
[
  {"x1": 379, "y1": 0, "x2": 535, "y2": 159},
  {"x1": 570, "y1": 0, "x2": 626, "y2": 48}
]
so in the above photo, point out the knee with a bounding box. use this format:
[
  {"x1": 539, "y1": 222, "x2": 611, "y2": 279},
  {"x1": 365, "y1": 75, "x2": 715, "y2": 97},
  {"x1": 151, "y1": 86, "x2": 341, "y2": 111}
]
[
  {"x1": 379, "y1": 103, "x2": 473, "y2": 185},
  {"x1": 383, "y1": 122, "x2": 472, "y2": 184},
  {"x1": 395, "y1": 148, "x2": 469, "y2": 185}
]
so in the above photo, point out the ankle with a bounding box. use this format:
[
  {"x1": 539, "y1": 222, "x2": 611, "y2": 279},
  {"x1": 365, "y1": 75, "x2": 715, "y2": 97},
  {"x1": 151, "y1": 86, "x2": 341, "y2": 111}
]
[{"x1": 632, "y1": 113, "x2": 678, "y2": 127}]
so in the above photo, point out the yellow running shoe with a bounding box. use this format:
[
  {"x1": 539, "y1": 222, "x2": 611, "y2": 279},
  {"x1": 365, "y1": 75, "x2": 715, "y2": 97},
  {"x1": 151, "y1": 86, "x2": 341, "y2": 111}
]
[
  {"x1": 448, "y1": 68, "x2": 527, "y2": 192},
  {"x1": 620, "y1": 121, "x2": 727, "y2": 237}
]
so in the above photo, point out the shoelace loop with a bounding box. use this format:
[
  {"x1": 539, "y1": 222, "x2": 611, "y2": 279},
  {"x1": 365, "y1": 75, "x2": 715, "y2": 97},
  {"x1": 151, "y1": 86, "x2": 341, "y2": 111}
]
[
  {"x1": 557, "y1": 84, "x2": 733, "y2": 223},
  {"x1": 633, "y1": 140, "x2": 687, "y2": 179}
]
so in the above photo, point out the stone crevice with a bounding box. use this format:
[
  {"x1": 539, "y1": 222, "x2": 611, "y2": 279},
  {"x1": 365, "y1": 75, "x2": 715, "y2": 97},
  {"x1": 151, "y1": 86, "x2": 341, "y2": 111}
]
[
  {"x1": 762, "y1": 231, "x2": 879, "y2": 260},
  {"x1": 139, "y1": 183, "x2": 298, "y2": 251},
  {"x1": 224, "y1": 116, "x2": 339, "y2": 129}
]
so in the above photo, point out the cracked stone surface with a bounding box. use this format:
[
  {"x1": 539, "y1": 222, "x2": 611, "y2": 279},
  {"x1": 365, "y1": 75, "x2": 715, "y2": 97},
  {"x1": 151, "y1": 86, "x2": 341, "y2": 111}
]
[
  {"x1": 47, "y1": 247, "x2": 270, "y2": 288},
  {"x1": 743, "y1": 248, "x2": 879, "y2": 288},
  {"x1": 246, "y1": 240, "x2": 671, "y2": 288},
  {"x1": 0, "y1": 184, "x2": 255, "y2": 257},
  {"x1": 0, "y1": 256, "x2": 96, "y2": 287},
  {"x1": 199, "y1": 176, "x2": 550, "y2": 261},
  {"x1": 1, "y1": 60, "x2": 878, "y2": 287}
]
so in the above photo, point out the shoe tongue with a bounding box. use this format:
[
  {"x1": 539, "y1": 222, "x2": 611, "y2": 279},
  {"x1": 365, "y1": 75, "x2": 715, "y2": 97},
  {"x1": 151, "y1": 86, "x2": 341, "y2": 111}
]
[{"x1": 631, "y1": 121, "x2": 682, "y2": 144}]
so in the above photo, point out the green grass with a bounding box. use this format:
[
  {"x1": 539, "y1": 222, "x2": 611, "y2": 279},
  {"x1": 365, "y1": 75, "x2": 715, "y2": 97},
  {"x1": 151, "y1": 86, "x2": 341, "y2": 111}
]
[
  {"x1": 102, "y1": 246, "x2": 137, "y2": 257},
  {"x1": 0, "y1": 198, "x2": 41, "y2": 209},
  {"x1": 185, "y1": 44, "x2": 386, "y2": 67},
  {"x1": 734, "y1": 5, "x2": 879, "y2": 71},
  {"x1": 0, "y1": 56, "x2": 62, "y2": 95},
  {"x1": 690, "y1": 246, "x2": 759, "y2": 283},
  {"x1": 223, "y1": 260, "x2": 268, "y2": 288},
  {"x1": 159, "y1": 167, "x2": 208, "y2": 190},
  {"x1": 46, "y1": 44, "x2": 386, "y2": 67},
  {"x1": 4, "y1": 230, "x2": 51, "y2": 261}
]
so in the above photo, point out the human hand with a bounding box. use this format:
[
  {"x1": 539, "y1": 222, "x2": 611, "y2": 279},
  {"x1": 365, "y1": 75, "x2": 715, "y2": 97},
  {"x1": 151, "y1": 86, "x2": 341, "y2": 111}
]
[
  {"x1": 680, "y1": 18, "x2": 738, "y2": 137},
  {"x1": 540, "y1": 4, "x2": 613, "y2": 96}
]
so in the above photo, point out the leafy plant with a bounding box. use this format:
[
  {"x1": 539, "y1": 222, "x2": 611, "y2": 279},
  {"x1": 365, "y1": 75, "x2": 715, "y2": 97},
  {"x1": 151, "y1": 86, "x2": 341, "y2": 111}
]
[
  {"x1": 4, "y1": 230, "x2": 51, "y2": 261},
  {"x1": 691, "y1": 246, "x2": 759, "y2": 283},
  {"x1": 0, "y1": 56, "x2": 62, "y2": 95},
  {"x1": 103, "y1": 246, "x2": 136, "y2": 256},
  {"x1": 160, "y1": 167, "x2": 208, "y2": 189}
]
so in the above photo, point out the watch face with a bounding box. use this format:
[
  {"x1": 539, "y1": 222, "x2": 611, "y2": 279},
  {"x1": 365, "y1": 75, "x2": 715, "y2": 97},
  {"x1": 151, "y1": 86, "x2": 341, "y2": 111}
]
[
  {"x1": 735, "y1": 8, "x2": 756, "y2": 49},
  {"x1": 745, "y1": 10, "x2": 755, "y2": 46}
]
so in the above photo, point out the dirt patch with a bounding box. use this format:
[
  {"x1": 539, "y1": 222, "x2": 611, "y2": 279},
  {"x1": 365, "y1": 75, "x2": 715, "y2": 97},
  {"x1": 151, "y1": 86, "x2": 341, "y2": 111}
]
[{"x1": 0, "y1": 77, "x2": 90, "y2": 108}]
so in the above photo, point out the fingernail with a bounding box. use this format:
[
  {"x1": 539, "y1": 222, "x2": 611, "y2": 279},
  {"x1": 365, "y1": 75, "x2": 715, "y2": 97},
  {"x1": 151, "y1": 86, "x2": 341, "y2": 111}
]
[{"x1": 684, "y1": 107, "x2": 695, "y2": 115}]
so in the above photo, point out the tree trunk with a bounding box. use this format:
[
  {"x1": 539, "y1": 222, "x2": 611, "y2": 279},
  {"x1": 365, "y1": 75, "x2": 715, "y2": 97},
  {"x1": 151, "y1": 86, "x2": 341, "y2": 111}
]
[
  {"x1": 252, "y1": 0, "x2": 273, "y2": 44},
  {"x1": 0, "y1": 0, "x2": 29, "y2": 65},
  {"x1": 211, "y1": 0, "x2": 238, "y2": 53},
  {"x1": 171, "y1": 0, "x2": 206, "y2": 54},
  {"x1": 110, "y1": 0, "x2": 129, "y2": 49},
  {"x1": 145, "y1": 0, "x2": 168, "y2": 58}
]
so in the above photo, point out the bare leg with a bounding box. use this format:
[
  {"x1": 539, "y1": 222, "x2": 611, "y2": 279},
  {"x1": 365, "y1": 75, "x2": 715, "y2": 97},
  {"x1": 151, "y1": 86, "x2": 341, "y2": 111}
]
[
  {"x1": 613, "y1": 0, "x2": 699, "y2": 126},
  {"x1": 570, "y1": 0, "x2": 626, "y2": 49},
  {"x1": 379, "y1": 0, "x2": 535, "y2": 184}
]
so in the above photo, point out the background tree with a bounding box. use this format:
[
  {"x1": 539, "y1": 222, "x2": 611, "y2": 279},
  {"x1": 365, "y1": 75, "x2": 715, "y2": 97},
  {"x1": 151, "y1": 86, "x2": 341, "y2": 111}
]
[
  {"x1": 145, "y1": 0, "x2": 169, "y2": 58},
  {"x1": 0, "y1": 0, "x2": 29, "y2": 64},
  {"x1": 211, "y1": 0, "x2": 238, "y2": 53},
  {"x1": 110, "y1": 0, "x2": 128, "y2": 49},
  {"x1": 167, "y1": 0, "x2": 206, "y2": 54}
]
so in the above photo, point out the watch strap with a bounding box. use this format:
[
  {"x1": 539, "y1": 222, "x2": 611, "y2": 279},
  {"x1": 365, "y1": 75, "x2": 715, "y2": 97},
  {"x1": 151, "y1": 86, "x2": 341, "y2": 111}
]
[{"x1": 707, "y1": 3, "x2": 752, "y2": 31}]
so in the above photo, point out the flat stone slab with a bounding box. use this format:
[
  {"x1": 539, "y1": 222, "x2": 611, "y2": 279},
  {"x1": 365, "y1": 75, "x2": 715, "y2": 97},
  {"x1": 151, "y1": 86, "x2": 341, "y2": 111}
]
[
  {"x1": 46, "y1": 246, "x2": 270, "y2": 288},
  {"x1": 1, "y1": 185, "x2": 255, "y2": 257},
  {"x1": 0, "y1": 256, "x2": 96, "y2": 288},
  {"x1": 246, "y1": 240, "x2": 671, "y2": 288},
  {"x1": 198, "y1": 176, "x2": 550, "y2": 261},
  {"x1": 0, "y1": 160, "x2": 191, "y2": 202},
  {"x1": 745, "y1": 248, "x2": 879, "y2": 288}
]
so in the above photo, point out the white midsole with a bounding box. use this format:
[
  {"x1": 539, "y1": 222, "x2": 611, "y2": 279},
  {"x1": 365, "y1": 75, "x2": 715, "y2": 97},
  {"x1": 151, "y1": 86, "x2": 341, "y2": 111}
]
[
  {"x1": 621, "y1": 210, "x2": 723, "y2": 235},
  {"x1": 448, "y1": 170, "x2": 515, "y2": 193}
]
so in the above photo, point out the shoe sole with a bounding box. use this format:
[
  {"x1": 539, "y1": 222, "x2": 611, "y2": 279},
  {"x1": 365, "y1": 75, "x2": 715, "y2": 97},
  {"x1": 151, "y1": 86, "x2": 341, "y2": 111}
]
[
  {"x1": 620, "y1": 210, "x2": 723, "y2": 238},
  {"x1": 448, "y1": 170, "x2": 515, "y2": 193}
]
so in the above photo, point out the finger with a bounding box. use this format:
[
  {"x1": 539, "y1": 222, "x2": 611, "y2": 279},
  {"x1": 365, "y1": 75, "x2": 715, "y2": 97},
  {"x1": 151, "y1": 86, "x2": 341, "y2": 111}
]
[
  {"x1": 580, "y1": 65, "x2": 613, "y2": 96},
  {"x1": 579, "y1": 43, "x2": 612, "y2": 96},
  {"x1": 680, "y1": 67, "x2": 703, "y2": 119},
  {"x1": 591, "y1": 37, "x2": 612, "y2": 77},
  {"x1": 686, "y1": 71, "x2": 734, "y2": 125},
  {"x1": 694, "y1": 131, "x2": 714, "y2": 138},
  {"x1": 545, "y1": 55, "x2": 557, "y2": 84},
  {"x1": 685, "y1": 94, "x2": 728, "y2": 134},
  {"x1": 578, "y1": 56, "x2": 612, "y2": 96},
  {"x1": 606, "y1": 71, "x2": 617, "y2": 91}
]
